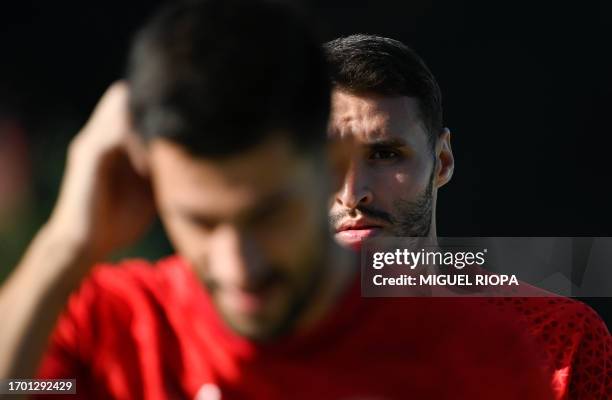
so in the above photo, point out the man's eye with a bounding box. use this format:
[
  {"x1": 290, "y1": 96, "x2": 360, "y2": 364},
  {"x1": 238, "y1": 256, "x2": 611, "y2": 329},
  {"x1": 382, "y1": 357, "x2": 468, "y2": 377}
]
[
  {"x1": 187, "y1": 216, "x2": 218, "y2": 232},
  {"x1": 370, "y1": 150, "x2": 399, "y2": 160}
]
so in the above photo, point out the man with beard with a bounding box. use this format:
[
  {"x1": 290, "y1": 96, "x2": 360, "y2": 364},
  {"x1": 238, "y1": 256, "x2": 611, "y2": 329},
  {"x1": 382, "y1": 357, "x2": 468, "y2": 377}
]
[
  {"x1": 0, "y1": 2, "x2": 558, "y2": 399},
  {"x1": 325, "y1": 34, "x2": 611, "y2": 399}
]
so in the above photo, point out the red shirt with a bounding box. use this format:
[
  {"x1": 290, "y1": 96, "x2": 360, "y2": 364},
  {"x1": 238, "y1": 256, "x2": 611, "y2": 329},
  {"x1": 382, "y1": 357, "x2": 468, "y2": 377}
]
[{"x1": 36, "y1": 256, "x2": 609, "y2": 399}]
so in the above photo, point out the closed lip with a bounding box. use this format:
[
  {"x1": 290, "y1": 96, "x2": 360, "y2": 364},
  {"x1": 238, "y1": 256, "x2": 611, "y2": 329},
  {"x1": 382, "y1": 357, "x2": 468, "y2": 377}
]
[{"x1": 335, "y1": 219, "x2": 385, "y2": 233}]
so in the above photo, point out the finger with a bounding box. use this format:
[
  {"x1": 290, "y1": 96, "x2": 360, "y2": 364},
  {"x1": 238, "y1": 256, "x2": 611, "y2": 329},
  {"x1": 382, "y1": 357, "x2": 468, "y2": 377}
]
[
  {"x1": 80, "y1": 81, "x2": 131, "y2": 149},
  {"x1": 123, "y1": 130, "x2": 150, "y2": 177}
]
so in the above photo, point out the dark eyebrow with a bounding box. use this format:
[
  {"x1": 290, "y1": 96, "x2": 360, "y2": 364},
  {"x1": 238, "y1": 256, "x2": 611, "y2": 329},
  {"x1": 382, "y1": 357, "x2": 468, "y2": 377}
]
[
  {"x1": 177, "y1": 209, "x2": 219, "y2": 228},
  {"x1": 174, "y1": 188, "x2": 294, "y2": 226},
  {"x1": 363, "y1": 138, "x2": 408, "y2": 148},
  {"x1": 241, "y1": 190, "x2": 293, "y2": 223}
]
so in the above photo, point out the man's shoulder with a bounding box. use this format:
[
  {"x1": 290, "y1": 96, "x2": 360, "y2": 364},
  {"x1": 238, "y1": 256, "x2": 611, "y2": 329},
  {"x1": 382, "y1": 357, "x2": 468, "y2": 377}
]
[
  {"x1": 489, "y1": 296, "x2": 607, "y2": 335},
  {"x1": 69, "y1": 255, "x2": 192, "y2": 310},
  {"x1": 87, "y1": 254, "x2": 186, "y2": 285},
  {"x1": 488, "y1": 296, "x2": 610, "y2": 391},
  {"x1": 54, "y1": 255, "x2": 196, "y2": 344},
  {"x1": 39, "y1": 256, "x2": 200, "y2": 386}
]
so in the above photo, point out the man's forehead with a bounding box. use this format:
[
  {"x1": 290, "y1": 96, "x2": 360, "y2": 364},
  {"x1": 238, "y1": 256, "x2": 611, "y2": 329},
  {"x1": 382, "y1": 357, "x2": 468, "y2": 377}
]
[
  {"x1": 329, "y1": 90, "x2": 423, "y2": 142},
  {"x1": 149, "y1": 137, "x2": 314, "y2": 212}
]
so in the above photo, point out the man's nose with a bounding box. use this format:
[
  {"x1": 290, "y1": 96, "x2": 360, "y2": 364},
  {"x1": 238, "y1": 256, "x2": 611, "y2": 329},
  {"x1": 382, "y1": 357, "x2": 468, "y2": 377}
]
[
  {"x1": 211, "y1": 225, "x2": 265, "y2": 288},
  {"x1": 335, "y1": 159, "x2": 373, "y2": 209}
]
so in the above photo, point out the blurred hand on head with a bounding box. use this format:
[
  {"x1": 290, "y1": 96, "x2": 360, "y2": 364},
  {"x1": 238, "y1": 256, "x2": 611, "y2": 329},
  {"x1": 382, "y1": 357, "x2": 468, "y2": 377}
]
[{"x1": 49, "y1": 81, "x2": 155, "y2": 261}]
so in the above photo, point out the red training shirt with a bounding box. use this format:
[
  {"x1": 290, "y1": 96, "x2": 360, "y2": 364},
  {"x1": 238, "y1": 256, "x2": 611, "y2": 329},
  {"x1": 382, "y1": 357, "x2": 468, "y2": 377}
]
[{"x1": 35, "y1": 256, "x2": 609, "y2": 399}]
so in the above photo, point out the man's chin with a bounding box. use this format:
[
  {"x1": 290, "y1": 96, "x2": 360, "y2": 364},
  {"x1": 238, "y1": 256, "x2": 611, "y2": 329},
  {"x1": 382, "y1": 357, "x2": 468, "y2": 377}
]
[
  {"x1": 214, "y1": 291, "x2": 295, "y2": 341},
  {"x1": 222, "y1": 317, "x2": 277, "y2": 341},
  {"x1": 216, "y1": 306, "x2": 286, "y2": 341}
]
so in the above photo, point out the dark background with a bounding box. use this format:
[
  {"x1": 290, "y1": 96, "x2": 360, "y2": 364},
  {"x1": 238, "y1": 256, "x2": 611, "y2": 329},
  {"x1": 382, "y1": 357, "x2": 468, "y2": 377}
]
[{"x1": 1, "y1": 0, "x2": 610, "y2": 324}]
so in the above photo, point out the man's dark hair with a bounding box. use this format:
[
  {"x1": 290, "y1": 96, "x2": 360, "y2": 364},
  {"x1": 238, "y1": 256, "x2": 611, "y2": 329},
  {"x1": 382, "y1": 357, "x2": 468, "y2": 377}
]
[
  {"x1": 324, "y1": 34, "x2": 443, "y2": 146},
  {"x1": 127, "y1": 0, "x2": 330, "y2": 157}
]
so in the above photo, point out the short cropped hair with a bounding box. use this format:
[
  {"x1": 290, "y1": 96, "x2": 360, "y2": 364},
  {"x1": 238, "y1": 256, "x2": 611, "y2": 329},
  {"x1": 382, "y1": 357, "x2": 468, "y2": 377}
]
[
  {"x1": 324, "y1": 34, "x2": 443, "y2": 145},
  {"x1": 127, "y1": 0, "x2": 330, "y2": 157}
]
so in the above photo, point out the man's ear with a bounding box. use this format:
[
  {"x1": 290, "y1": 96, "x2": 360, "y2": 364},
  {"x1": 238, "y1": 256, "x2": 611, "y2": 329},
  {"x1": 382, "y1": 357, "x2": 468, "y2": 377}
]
[{"x1": 434, "y1": 128, "x2": 454, "y2": 189}]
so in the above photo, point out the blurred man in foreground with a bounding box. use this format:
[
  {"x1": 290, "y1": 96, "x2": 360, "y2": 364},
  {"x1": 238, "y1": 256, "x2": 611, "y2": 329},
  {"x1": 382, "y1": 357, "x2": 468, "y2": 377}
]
[
  {"x1": 325, "y1": 34, "x2": 611, "y2": 399},
  {"x1": 0, "y1": 1, "x2": 556, "y2": 399}
]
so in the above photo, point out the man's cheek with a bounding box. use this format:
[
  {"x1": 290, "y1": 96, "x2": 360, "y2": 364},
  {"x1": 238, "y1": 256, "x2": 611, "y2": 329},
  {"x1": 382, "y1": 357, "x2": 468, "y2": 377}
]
[
  {"x1": 366, "y1": 171, "x2": 405, "y2": 206},
  {"x1": 257, "y1": 233, "x2": 308, "y2": 278},
  {"x1": 391, "y1": 169, "x2": 430, "y2": 198}
]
